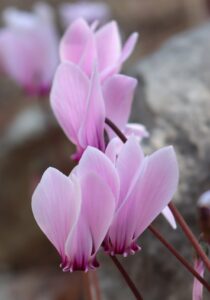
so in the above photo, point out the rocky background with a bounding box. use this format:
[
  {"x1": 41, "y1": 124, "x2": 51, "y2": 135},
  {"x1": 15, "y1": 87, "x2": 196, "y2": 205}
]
[{"x1": 0, "y1": 0, "x2": 210, "y2": 299}]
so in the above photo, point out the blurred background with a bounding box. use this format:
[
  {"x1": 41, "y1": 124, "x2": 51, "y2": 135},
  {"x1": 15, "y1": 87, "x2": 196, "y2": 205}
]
[{"x1": 1, "y1": 0, "x2": 210, "y2": 299}]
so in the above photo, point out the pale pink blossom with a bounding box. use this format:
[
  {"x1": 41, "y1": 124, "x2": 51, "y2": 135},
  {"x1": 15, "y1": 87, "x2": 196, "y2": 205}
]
[
  {"x1": 77, "y1": 137, "x2": 179, "y2": 256},
  {"x1": 105, "y1": 136, "x2": 177, "y2": 230},
  {"x1": 50, "y1": 62, "x2": 137, "y2": 159},
  {"x1": 60, "y1": 18, "x2": 138, "y2": 80},
  {"x1": 0, "y1": 3, "x2": 59, "y2": 96},
  {"x1": 59, "y1": 2, "x2": 111, "y2": 28},
  {"x1": 192, "y1": 258, "x2": 205, "y2": 300},
  {"x1": 32, "y1": 163, "x2": 116, "y2": 271}
]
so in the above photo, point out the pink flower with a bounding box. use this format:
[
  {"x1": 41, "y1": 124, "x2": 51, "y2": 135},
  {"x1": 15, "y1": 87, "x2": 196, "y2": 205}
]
[
  {"x1": 32, "y1": 164, "x2": 116, "y2": 271},
  {"x1": 50, "y1": 62, "x2": 138, "y2": 159},
  {"x1": 59, "y1": 2, "x2": 111, "y2": 28},
  {"x1": 192, "y1": 258, "x2": 205, "y2": 300},
  {"x1": 77, "y1": 137, "x2": 179, "y2": 256},
  {"x1": 0, "y1": 3, "x2": 59, "y2": 96},
  {"x1": 60, "y1": 18, "x2": 138, "y2": 80},
  {"x1": 105, "y1": 136, "x2": 177, "y2": 229}
]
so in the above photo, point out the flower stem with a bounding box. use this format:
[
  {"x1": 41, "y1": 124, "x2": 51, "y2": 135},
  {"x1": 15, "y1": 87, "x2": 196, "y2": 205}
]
[
  {"x1": 169, "y1": 202, "x2": 210, "y2": 272},
  {"x1": 110, "y1": 255, "x2": 144, "y2": 300},
  {"x1": 105, "y1": 118, "x2": 127, "y2": 143},
  {"x1": 149, "y1": 225, "x2": 210, "y2": 292}
]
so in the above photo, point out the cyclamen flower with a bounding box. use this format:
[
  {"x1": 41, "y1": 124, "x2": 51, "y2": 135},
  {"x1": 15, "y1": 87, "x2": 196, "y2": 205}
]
[
  {"x1": 32, "y1": 165, "x2": 116, "y2": 271},
  {"x1": 0, "y1": 3, "x2": 59, "y2": 96},
  {"x1": 77, "y1": 137, "x2": 179, "y2": 256},
  {"x1": 50, "y1": 62, "x2": 139, "y2": 159},
  {"x1": 59, "y1": 2, "x2": 111, "y2": 28},
  {"x1": 60, "y1": 18, "x2": 138, "y2": 81}
]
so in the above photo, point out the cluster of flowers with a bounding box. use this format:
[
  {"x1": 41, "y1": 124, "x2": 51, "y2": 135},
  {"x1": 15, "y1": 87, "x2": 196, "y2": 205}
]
[
  {"x1": 0, "y1": 2, "x2": 110, "y2": 96},
  {"x1": 31, "y1": 17, "x2": 179, "y2": 272}
]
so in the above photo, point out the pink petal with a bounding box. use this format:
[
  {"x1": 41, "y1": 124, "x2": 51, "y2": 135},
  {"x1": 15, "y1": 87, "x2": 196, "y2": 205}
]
[
  {"x1": 103, "y1": 74, "x2": 137, "y2": 137},
  {"x1": 65, "y1": 172, "x2": 115, "y2": 267},
  {"x1": 78, "y1": 67, "x2": 105, "y2": 151},
  {"x1": 79, "y1": 28, "x2": 97, "y2": 77},
  {"x1": 193, "y1": 258, "x2": 205, "y2": 300},
  {"x1": 80, "y1": 171, "x2": 115, "y2": 253},
  {"x1": 32, "y1": 167, "x2": 81, "y2": 261},
  {"x1": 96, "y1": 21, "x2": 121, "y2": 72},
  {"x1": 64, "y1": 217, "x2": 93, "y2": 271},
  {"x1": 77, "y1": 146, "x2": 120, "y2": 200},
  {"x1": 132, "y1": 146, "x2": 179, "y2": 238},
  {"x1": 109, "y1": 146, "x2": 179, "y2": 251},
  {"x1": 50, "y1": 62, "x2": 89, "y2": 144},
  {"x1": 105, "y1": 137, "x2": 124, "y2": 164},
  {"x1": 119, "y1": 32, "x2": 138, "y2": 64},
  {"x1": 162, "y1": 206, "x2": 177, "y2": 229},
  {"x1": 116, "y1": 136, "x2": 144, "y2": 208},
  {"x1": 124, "y1": 123, "x2": 149, "y2": 141},
  {"x1": 60, "y1": 18, "x2": 93, "y2": 65}
]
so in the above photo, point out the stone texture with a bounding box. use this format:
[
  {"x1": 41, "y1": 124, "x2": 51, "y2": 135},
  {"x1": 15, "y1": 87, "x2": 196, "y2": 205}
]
[
  {"x1": 133, "y1": 21, "x2": 210, "y2": 207},
  {"x1": 127, "y1": 21, "x2": 210, "y2": 299}
]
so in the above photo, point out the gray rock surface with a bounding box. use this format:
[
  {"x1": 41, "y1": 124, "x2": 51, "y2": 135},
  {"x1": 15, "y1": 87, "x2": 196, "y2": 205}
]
[
  {"x1": 100, "y1": 22, "x2": 210, "y2": 300},
  {"x1": 133, "y1": 21, "x2": 210, "y2": 207}
]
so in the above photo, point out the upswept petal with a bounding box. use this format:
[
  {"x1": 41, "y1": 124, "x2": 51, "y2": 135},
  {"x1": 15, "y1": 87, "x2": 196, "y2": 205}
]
[
  {"x1": 103, "y1": 74, "x2": 137, "y2": 137},
  {"x1": 124, "y1": 123, "x2": 149, "y2": 141},
  {"x1": 107, "y1": 146, "x2": 179, "y2": 253},
  {"x1": 65, "y1": 172, "x2": 115, "y2": 269},
  {"x1": 96, "y1": 21, "x2": 121, "y2": 72},
  {"x1": 79, "y1": 29, "x2": 97, "y2": 77},
  {"x1": 64, "y1": 217, "x2": 93, "y2": 271},
  {"x1": 131, "y1": 146, "x2": 179, "y2": 238},
  {"x1": 60, "y1": 18, "x2": 93, "y2": 64},
  {"x1": 32, "y1": 167, "x2": 81, "y2": 261},
  {"x1": 116, "y1": 136, "x2": 144, "y2": 208},
  {"x1": 119, "y1": 32, "x2": 138, "y2": 64},
  {"x1": 105, "y1": 137, "x2": 124, "y2": 164},
  {"x1": 77, "y1": 146, "x2": 120, "y2": 200},
  {"x1": 80, "y1": 172, "x2": 115, "y2": 254},
  {"x1": 50, "y1": 62, "x2": 89, "y2": 144},
  {"x1": 78, "y1": 67, "x2": 105, "y2": 151},
  {"x1": 162, "y1": 206, "x2": 177, "y2": 229}
]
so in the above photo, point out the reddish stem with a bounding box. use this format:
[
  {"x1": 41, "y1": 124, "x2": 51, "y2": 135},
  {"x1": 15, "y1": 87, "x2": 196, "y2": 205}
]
[
  {"x1": 110, "y1": 255, "x2": 144, "y2": 300},
  {"x1": 149, "y1": 225, "x2": 210, "y2": 292},
  {"x1": 169, "y1": 202, "x2": 210, "y2": 272}
]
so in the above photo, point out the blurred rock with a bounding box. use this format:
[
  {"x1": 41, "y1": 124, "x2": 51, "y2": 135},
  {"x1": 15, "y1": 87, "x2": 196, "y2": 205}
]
[
  {"x1": 0, "y1": 102, "x2": 75, "y2": 269},
  {"x1": 133, "y1": 21, "x2": 210, "y2": 207},
  {"x1": 1, "y1": 104, "x2": 47, "y2": 150},
  {"x1": 128, "y1": 21, "x2": 210, "y2": 300}
]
